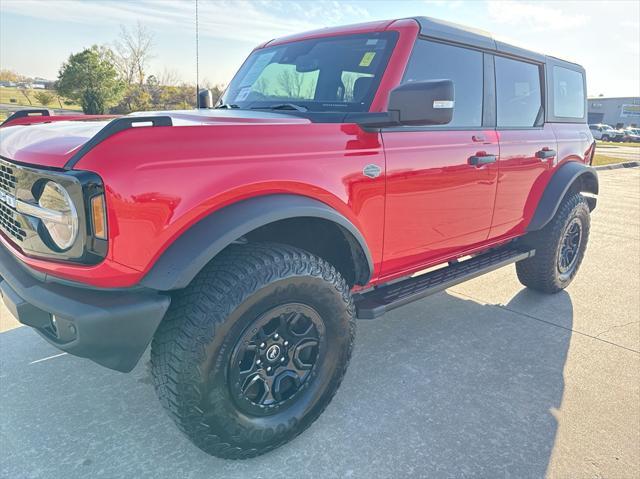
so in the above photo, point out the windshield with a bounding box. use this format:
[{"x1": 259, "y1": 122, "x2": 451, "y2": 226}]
[{"x1": 219, "y1": 32, "x2": 398, "y2": 112}]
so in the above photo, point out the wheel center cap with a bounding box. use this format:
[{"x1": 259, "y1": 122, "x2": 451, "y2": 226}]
[{"x1": 266, "y1": 344, "x2": 281, "y2": 362}]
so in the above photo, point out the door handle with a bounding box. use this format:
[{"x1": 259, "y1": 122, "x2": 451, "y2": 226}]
[
  {"x1": 468, "y1": 154, "x2": 497, "y2": 166},
  {"x1": 536, "y1": 148, "x2": 556, "y2": 159}
]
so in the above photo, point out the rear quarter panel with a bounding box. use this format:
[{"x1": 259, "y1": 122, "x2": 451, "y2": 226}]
[
  {"x1": 551, "y1": 123, "x2": 593, "y2": 165},
  {"x1": 517, "y1": 122, "x2": 593, "y2": 231}
]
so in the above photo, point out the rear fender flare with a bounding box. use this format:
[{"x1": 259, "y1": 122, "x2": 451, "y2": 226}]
[
  {"x1": 527, "y1": 161, "x2": 598, "y2": 232},
  {"x1": 141, "y1": 194, "x2": 374, "y2": 290}
]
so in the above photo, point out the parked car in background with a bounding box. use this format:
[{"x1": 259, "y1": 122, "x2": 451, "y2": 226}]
[
  {"x1": 589, "y1": 123, "x2": 624, "y2": 141},
  {"x1": 622, "y1": 127, "x2": 640, "y2": 142}
]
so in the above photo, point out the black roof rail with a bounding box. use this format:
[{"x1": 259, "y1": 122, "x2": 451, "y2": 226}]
[
  {"x1": 1, "y1": 108, "x2": 51, "y2": 126},
  {"x1": 65, "y1": 116, "x2": 173, "y2": 169}
]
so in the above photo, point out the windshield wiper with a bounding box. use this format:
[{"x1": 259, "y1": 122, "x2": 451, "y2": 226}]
[
  {"x1": 214, "y1": 103, "x2": 240, "y2": 109},
  {"x1": 252, "y1": 103, "x2": 308, "y2": 112}
]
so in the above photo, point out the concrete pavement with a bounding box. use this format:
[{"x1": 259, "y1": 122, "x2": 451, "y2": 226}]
[{"x1": 1, "y1": 168, "x2": 638, "y2": 478}]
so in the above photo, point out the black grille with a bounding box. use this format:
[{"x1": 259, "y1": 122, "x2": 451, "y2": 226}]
[
  {"x1": 0, "y1": 161, "x2": 17, "y2": 194},
  {"x1": 0, "y1": 159, "x2": 25, "y2": 243},
  {"x1": 0, "y1": 200, "x2": 26, "y2": 242}
]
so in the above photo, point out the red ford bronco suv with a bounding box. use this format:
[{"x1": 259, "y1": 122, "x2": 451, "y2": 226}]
[{"x1": 0, "y1": 17, "x2": 597, "y2": 458}]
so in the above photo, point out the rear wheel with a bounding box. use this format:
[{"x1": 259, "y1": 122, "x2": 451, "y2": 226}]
[
  {"x1": 151, "y1": 243, "x2": 355, "y2": 459},
  {"x1": 516, "y1": 193, "x2": 590, "y2": 293},
  {"x1": 601, "y1": 134, "x2": 610, "y2": 141}
]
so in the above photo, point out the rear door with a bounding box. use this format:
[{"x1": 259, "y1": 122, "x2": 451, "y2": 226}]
[
  {"x1": 489, "y1": 55, "x2": 557, "y2": 238},
  {"x1": 381, "y1": 39, "x2": 499, "y2": 276}
]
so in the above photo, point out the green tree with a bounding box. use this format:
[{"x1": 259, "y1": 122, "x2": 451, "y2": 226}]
[
  {"x1": 56, "y1": 46, "x2": 123, "y2": 114},
  {"x1": 111, "y1": 84, "x2": 153, "y2": 114},
  {"x1": 34, "y1": 91, "x2": 55, "y2": 106}
]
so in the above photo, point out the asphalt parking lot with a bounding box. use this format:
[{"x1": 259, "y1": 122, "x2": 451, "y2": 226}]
[{"x1": 1, "y1": 168, "x2": 638, "y2": 479}]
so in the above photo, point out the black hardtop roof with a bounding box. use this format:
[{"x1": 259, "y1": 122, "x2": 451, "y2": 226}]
[{"x1": 412, "y1": 16, "x2": 584, "y2": 71}]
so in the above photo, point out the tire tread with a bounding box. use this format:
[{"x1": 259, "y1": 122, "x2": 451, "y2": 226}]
[{"x1": 150, "y1": 243, "x2": 355, "y2": 459}]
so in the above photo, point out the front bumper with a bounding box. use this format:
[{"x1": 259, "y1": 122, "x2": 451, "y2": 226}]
[{"x1": 0, "y1": 242, "x2": 171, "y2": 372}]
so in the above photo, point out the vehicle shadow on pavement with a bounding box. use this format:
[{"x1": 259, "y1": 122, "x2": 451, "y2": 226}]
[{"x1": 0, "y1": 288, "x2": 572, "y2": 479}]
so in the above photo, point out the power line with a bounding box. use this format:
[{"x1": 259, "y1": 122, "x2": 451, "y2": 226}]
[{"x1": 195, "y1": 0, "x2": 199, "y2": 105}]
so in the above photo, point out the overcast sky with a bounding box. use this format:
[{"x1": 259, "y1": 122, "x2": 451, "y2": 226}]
[{"x1": 1, "y1": 0, "x2": 638, "y2": 97}]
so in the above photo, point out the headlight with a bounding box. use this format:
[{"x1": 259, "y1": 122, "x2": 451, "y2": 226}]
[{"x1": 36, "y1": 181, "x2": 79, "y2": 250}]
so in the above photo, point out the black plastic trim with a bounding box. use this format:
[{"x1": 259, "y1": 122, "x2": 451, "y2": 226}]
[
  {"x1": 527, "y1": 162, "x2": 598, "y2": 232},
  {"x1": 0, "y1": 109, "x2": 51, "y2": 126},
  {"x1": 0, "y1": 241, "x2": 170, "y2": 372},
  {"x1": 1, "y1": 157, "x2": 107, "y2": 264},
  {"x1": 141, "y1": 194, "x2": 374, "y2": 291},
  {"x1": 355, "y1": 246, "x2": 535, "y2": 319},
  {"x1": 64, "y1": 116, "x2": 173, "y2": 169},
  {"x1": 482, "y1": 53, "x2": 496, "y2": 128}
]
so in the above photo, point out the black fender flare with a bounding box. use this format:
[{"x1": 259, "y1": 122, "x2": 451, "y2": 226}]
[
  {"x1": 141, "y1": 194, "x2": 374, "y2": 291},
  {"x1": 527, "y1": 161, "x2": 598, "y2": 232}
]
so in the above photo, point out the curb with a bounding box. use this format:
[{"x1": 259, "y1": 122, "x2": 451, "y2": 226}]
[{"x1": 594, "y1": 161, "x2": 640, "y2": 171}]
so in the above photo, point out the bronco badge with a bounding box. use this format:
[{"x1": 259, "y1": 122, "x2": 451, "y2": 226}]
[{"x1": 363, "y1": 164, "x2": 382, "y2": 179}]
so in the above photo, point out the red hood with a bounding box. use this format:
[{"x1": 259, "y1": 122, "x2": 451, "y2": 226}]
[{"x1": 0, "y1": 109, "x2": 309, "y2": 169}]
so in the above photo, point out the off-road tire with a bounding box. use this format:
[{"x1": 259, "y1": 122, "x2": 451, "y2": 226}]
[
  {"x1": 150, "y1": 243, "x2": 356, "y2": 459},
  {"x1": 516, "y1": 193, "x2": 590, "y2": 293}
]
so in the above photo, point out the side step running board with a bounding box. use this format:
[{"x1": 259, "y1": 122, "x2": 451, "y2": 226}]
[{"x1": 355, "y1": 247, "x2": 535, "y2": 319}]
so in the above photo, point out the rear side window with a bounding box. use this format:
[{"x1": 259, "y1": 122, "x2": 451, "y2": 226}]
[
  {"x1": 552, "y1": 66, "x2": 585, "y2": 118},
  {"x1": 495, "y1": 56, "x2": 542, "y2": 128},
  {"x1": 402, "y1": 40, "x2": 483, "y2": 128}
]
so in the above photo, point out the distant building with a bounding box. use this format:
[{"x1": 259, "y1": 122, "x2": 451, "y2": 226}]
[{"x1": 588, "y1": 97, "x2": 640, "y2": 128}]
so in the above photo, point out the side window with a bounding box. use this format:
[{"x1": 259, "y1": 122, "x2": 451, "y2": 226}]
[
  {"x1": 402, "y1": 40, "x2": 483, "y2": 128},
  {"x1": 495, "y1": 56, "x2": 542, "y2": 128},
  {"x1": 553, "y1": 66, "x2": 585, "y2": 118}
]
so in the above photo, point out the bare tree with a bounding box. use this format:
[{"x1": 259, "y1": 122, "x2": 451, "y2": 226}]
[
  {"x1": 158, "y1": 68, "x2": 180, "y2": 87},
  {"x1": 18, "y1": 87, "x2": 32, "y2": 105},
  {"x1": 114, "y1": 22, "x2": 154, "y2": 86},
  {"x1": 277, "y1": 69, "x2": 304, "y2": 98}
]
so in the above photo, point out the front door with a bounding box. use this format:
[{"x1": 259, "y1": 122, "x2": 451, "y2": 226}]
[{"x1": 380, "y1": 39, "x2": 499, "y2": 277}]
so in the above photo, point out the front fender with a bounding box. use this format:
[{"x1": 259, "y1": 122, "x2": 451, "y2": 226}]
[
  {"x1": 141, "y1": 194, "x2": 374, "y2": 291},
  {"x1": 527, "y1": 161, "x2": 598, "y2": 232}
]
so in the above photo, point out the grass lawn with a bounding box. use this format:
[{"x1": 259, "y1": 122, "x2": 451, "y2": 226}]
[
  {"x1": 0, "y1": 87, "x2": 81, "y2": 110},
  {"x1": 592, "y1": 153, "x2": 637, "y2": 167},
  {"x1": 597, "y1": 141, "x2": 640, "y2": 148}
]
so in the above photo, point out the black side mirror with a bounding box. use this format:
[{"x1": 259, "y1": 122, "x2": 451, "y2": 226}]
[
  {"x1": 351, "y1": 79, "x2": 454, "y2": 129},
  {"x1": 198, "y1": 89, "x2": 213, "y2": 109},
  {"x1": 388, "y1": 80, "x2": 454, "y2": 126}
]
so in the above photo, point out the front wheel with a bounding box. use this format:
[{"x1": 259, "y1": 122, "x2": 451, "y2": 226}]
[
  {"x1": 601, "y1": 134, "x2": 610, "y2": 141},
  {"x1": 516, "y1": 193, "x2": 590, "y2": 293},
  {"x1": 150, "y1": 243, "x2": 356, "y2": 459}
]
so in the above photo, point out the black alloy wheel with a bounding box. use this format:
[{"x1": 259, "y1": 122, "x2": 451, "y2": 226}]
[
  {"x1": 557, "y1": 217, "x2": 583, "y2": 280},
  {"x1": 229, "y1": 303, "x2": 325, "y2": 416}
]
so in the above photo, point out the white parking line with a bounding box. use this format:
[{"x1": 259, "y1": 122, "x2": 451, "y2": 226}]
[{"x1": 29, "y1": 352, "x2": 68, "y2": 365}]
